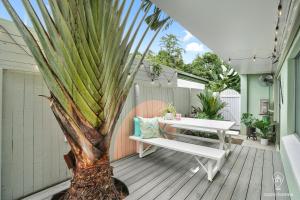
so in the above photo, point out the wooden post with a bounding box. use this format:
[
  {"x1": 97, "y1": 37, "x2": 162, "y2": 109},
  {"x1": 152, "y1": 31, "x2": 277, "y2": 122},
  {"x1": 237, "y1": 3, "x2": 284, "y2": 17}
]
[
  {"x1": 134, "y1": 83, "x2": 141, "y2": 153},
  {"x1": 134, "y1": 83, "x2": 141, "y2": 116}
]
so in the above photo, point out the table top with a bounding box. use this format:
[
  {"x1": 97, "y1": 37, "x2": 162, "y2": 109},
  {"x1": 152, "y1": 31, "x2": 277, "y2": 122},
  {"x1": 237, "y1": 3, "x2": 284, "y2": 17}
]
[{"x1": 158, "y1": 117, "x2": 235, "y2": 131}]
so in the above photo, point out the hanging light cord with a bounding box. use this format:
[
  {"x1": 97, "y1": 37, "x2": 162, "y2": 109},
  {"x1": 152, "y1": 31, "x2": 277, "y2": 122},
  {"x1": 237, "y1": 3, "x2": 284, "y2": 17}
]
[{"x1": 228, "y1": 0, "x2": 283, "y2": 64}]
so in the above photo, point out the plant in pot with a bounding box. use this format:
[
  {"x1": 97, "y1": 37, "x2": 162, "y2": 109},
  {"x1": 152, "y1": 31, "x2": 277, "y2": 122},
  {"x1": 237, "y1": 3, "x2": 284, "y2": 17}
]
[
  {"x1": 241, "y1": 113, "x2": 256, "y2": 139},
  {"x1": 162, "y1": 103, "x2": 176, "y2": 120},
  {"x1": 2, "y1": 0, "x2": 170, "y2": 198},
  {"x1": 254, "y1": 119, "x2": 271, "y2": 145}
]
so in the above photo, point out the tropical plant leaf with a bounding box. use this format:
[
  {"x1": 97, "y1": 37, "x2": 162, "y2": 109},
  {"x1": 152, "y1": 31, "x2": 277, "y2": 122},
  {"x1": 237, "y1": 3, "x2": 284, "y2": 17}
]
[
  {"x1": 3, "y1": 0, "x2": 168, "y2": 135},
  {"x1": 196, "y1": 89, "x2": 226, "y2": 120}
]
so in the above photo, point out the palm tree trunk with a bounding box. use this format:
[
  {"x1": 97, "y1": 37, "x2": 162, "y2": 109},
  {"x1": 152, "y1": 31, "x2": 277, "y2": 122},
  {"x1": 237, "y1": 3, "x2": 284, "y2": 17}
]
[
  {"x1": 62, "y1": 157, "x2": 120, "y2": 200},
  {"x1": 50, "y1": 98, "x2": 121, "y2": 199}
]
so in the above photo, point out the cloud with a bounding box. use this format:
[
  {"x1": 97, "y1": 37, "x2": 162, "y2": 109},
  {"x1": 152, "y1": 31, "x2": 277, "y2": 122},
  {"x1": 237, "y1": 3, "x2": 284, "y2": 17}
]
[
  {"x1": 185, "y1": 42, "x2": 204, "y2": 52},
  {"x1": 182, "y1": 31, "x2": 193, "y2": 42}
]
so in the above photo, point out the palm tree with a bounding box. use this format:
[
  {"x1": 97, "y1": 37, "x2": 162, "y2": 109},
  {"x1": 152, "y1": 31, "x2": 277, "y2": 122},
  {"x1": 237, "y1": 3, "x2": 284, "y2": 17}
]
[{"x1": 2, "y1": 0, "x2": 167, "y2": 199}]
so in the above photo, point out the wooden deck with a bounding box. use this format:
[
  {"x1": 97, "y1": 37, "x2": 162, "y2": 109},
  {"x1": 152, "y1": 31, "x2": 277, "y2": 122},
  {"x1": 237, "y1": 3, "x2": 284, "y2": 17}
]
[{"x1": 112, "y1": 139, "x2": 290, "y2": 200}]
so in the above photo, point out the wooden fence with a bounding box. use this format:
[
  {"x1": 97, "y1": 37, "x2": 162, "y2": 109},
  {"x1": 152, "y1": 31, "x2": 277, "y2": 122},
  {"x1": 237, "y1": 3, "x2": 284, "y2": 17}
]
[
  {"x1": 110, "y1": 82, "x2": 193, "y2": 160},
  {"x1": 0, "y1": 69, "x2": 242, "y2": 200},
  {"x1": 0, "y1": 19, "x2": 204, "y2": 199},
  {"x1": 1, "y1": 70, "x2": 70, "y2": 200},
  {"x1": 0, "y1": 69, "x2": 200, "y2": 199}
]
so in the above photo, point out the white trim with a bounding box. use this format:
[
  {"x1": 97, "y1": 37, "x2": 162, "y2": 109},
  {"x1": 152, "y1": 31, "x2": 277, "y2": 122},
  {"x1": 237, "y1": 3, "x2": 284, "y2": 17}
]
[{"x1": 281, "y1": 134, "x2": 300, "y2": 192}]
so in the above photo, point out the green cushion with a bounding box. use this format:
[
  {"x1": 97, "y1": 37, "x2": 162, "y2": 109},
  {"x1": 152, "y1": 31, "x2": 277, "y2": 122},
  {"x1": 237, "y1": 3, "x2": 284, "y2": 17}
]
[
  {"x1": 139, "y1": 117, "x2": 160, "y2": 139},
  {"x1": 133, "y1": 117, "x2": 141, "y2": 137}
]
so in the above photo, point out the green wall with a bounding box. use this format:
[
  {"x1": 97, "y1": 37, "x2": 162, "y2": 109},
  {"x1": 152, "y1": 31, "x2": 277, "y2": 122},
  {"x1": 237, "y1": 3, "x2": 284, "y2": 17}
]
[
  {"x1": 240, "y1": 74, "x2": 273, "y2": 135},
  {"x1": 248, "y1": 74, "x2": 272, "y2": 118},
  {"x1": 278, "y1": 60, "x2": 296, "y2": 138},
  {"x1": 275, "y1": 24, "x2": 300, "y2": 200}
]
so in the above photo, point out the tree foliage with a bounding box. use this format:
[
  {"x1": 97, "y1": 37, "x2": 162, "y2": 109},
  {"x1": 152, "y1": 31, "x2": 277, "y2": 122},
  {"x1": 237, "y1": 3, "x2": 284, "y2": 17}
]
[
  {"x1": 142, "y1": 0, "x2": 173, "y2": 30},
  {"x1": 184, "y1": 52, "x2": 240, "y2": 92},
  {"x1": 146, "y1": 34, "x2": 185, "y2": 70},
  {"x1": 147, "y1": 41, "x2": 240, "y2": 92}
]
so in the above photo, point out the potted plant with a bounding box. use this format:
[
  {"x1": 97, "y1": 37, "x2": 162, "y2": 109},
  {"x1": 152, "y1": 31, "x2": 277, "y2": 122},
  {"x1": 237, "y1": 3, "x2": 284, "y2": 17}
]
[
  {"x1": 241, "y1": 113, "x2": 256, "y2": 139},
  {"x1": 162, "y1": 103, "x2": 176, "y2": 120},
  {"x1": 254, "y1": 119, "x2": 271, "y2": 145}
]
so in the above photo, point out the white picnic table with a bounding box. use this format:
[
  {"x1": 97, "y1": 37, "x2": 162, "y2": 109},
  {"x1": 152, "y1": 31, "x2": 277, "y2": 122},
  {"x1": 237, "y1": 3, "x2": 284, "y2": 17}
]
[{"x1": 158, "y1": 117, "x2": 236, "y2": 156}]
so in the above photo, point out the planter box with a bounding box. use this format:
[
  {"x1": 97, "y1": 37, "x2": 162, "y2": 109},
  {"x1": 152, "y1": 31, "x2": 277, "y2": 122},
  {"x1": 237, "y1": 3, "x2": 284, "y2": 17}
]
[{"x1": 260, "y1": 138, "x2": 269, "y2": 145}]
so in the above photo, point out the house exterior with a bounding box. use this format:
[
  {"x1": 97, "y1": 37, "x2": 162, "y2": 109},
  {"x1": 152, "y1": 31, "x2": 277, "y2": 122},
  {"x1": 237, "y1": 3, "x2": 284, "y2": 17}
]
[
  {"x1": 0, "y1": 0, "x2": 299, "y2": 199},
  {"x1": 152, "y1": 0, "x2": 300, "y2": 199}
]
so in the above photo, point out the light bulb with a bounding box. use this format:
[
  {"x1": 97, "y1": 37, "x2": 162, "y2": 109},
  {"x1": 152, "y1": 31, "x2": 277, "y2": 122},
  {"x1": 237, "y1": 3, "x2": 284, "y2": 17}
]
[
  {"x1": 278, "y1": 4, "x2": 282, "y2": 16},
  {"x1": 228, "y1": 58, "x2": 231, "y2": 64},
  {"x1": 151, "y1": 79, "x2": 155, "y2": 85},
  {"x1": 253, "y1": 56, "x2": 256, "y2": 62}
]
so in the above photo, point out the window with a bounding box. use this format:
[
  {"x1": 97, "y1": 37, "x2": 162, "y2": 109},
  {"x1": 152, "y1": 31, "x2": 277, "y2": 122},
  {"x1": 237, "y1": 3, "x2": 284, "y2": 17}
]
[{"x1": 295, "y1": 54, "x2": 300, "y2": 137}]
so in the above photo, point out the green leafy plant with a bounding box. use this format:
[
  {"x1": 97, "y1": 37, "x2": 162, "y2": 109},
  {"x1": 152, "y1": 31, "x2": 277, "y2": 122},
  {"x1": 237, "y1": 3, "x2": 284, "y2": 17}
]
[
  {"x1": 162, "y1": 103, "x2": 177, "y2": 116},
  {"x1": 2, "y1": 0, "x2": 168, "y2": 198},
  {"x1": 195, "y1": 89, "x2": 226, "y2": 120},
  {"x1": 151, "y1": 63, "x2": 163, "y2": 77},
  {"x1": 254, "y1": 119, "x2": 271, "y2": 139},
  {"x1": 241, "y1": 113, "x2": 255, "y2": 128}
]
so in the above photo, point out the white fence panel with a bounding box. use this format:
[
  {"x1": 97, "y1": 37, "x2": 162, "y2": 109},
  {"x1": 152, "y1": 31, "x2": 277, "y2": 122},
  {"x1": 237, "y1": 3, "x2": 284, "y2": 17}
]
[{"x1": 220, "y1": 89, "x2": 241, "y2": 130}]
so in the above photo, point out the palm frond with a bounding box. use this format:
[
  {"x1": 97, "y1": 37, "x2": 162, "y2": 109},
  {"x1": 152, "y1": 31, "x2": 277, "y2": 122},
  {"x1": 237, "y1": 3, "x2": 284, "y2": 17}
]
[
  {"x1": 3, "y1": 0, "x2": 167, "y2": 134},
  {"x1": 141, "y1": 0, "x2": 173, "y2": 30},
  {"x1": 196, "y1": 89, "x2": 226, "y2": 120}
]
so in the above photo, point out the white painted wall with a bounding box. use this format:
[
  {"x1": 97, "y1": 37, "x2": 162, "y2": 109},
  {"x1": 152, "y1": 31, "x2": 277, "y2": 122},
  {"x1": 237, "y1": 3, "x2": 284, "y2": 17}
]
[{"x1": 177, "y1": 79, "x2": 205, "y2": 90}]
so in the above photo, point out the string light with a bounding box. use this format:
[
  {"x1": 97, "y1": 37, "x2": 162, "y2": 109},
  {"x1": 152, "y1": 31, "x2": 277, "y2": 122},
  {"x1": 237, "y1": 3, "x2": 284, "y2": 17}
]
[
  {"x1": 151, "y1": 79, "x2": 155, "y2": 85},
  {"x1": 167, "y1": 80, "x2": 171, "y2": 85},
  {"x1": 226, "y1": 55, "x2": 273, "y2": 63},
  {"x1": 275, "y1": 25, "x2": 279, "y2": 35},
  {"x1": 227, "y1": 1, "x2": 282, "y2": 63},
  {"x1": 278, "y1": 3, "x2": 282, "y2": 16}
]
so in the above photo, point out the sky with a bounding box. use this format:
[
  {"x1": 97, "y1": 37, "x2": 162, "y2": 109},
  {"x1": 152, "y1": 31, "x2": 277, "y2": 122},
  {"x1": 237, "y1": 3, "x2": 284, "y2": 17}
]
[{"x1": 0, "y1": 0, "x2": 211, "y2": 64}]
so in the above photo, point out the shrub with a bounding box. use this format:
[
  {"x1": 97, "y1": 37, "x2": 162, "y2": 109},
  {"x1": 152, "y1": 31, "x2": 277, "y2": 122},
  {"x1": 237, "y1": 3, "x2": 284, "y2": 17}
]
[{"x1": 195, "y1": 89, "x2": 226, "y2": 120}]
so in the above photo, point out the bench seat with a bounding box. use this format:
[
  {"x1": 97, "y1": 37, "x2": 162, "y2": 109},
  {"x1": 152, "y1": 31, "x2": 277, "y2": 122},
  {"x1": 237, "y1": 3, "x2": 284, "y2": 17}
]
[
  {"x1": 129, "y1": 136, "x2": 226, "y2": 181},
  {"x1": 129, "y1": 136, "x2": 225, "y2": 160},
  {"x1": 171, "y1": 124, "x2": 239, "y2": 135}
]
